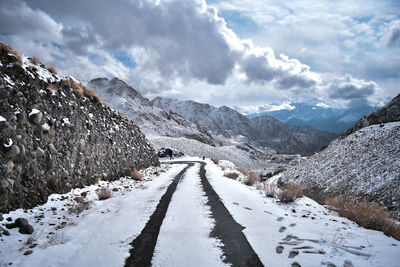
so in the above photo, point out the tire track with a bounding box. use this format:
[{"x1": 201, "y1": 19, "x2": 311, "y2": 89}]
[{"x1": 124, "y1": 163, "x2": 192, "y2": 267}]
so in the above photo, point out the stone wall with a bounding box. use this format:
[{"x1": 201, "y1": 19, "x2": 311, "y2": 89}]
[{"x1": 0, "y1": 47, "x2": 159, "y2": 212}]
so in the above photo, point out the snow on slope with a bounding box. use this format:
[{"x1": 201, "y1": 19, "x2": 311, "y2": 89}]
[
  {"x1": 280, "y1": 122, "x2": 400, "y2": 212},
  {"x1": 206, "y1": 159, "x2": 400, "y2": 267},
  {"x1": 88, "y1": 78, "x2": 217, "y2": 145},
  {"x1": 0, "y1": 165, "x2": 186, "y2": 267}
]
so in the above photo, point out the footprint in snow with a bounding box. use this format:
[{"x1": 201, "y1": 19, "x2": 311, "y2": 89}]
[
  {"x1": 289, "y1": 223, "x2": 296, "y2": 227},
  {"x1": 289, "y1": 250, "x2": 299, "y2": 258},
  {"x1": 233, "y1": 202, "x2": 239, "y2": 205},
  {"x1": 276, "y1": 246, "x2": 284, "y2": 254},
  {"x1": 344, "y1": 260, "x2": 353, "y2": 267},
  {"x1": 277, "y1": 217, "x2": 284, "y2": 221},
  {"x1": 244, "y1": 207, "x2": 252, "y2": 210},
  {"x1": 279, "y1": 226, "x2": 287, "y2": 233},
  {"x1": 291, "y1": 262, "x2": 301, "y2": 267}
]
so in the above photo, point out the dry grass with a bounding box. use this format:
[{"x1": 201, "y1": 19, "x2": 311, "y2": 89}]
[
  {"x1": 236, "y1": 167, "x2": 248, "y2": 176},
  {"x1": 0, "y1": 42, "x2": 22, "y2": 63},
  {"x1": 47, "y1": 84, "x2": 58, "y2": 92},
  {"x1": 224, "y1": 172, "x2": 239, "y2": 179},
  {"x1": 244, "y1": 172, "x2": 260, "y2": 186},
  {"x1": 45, "y1": 65, "x2": 57, "y2": 74},
  {"x1": 97, "y1": 188, "x2": 112, "y2": 200},
  {"x1": 265, "y1": 184, "x2": 278, "y2": 197},
  {"x1": 131, "y1": 169, "x2": 144, "y2": 181},
  {"x1": 101, "y1": 100, "x2": 110, "y2": 107},
  {"x1": 120, "y1": 111, "x2": 129, "y2": 119},
  {"x1": 83, "y1": 87, "x2": 102, "y2": 102},
  {"x1": 30, "y1": 56, "x2": 40, "y2": 65},
  {"x1": 326, "y1": 196, "x2": 400, "y2": 240},
  {"x1": 277, "y1": 182, "x2": 303, "y2": 203},
  {"x1": 68, "y1": 196, "x2": 89, "y2": 214}
]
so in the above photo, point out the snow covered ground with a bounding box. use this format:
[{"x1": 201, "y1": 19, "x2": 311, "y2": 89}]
[
  {"x1": 0, "y1": 165, "x2": 186, "y2": 267},
  {"x1": 1, "y1": 159, "x2": 399, "y2": 267}
]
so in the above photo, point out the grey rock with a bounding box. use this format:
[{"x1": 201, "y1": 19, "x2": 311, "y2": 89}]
[
  {"x1": 35, "y1": 148, "x2": 45, "y2": 157},
  {"x1": 28, "y1": 110, "x2": 43, "y2": 125},
  {"x1": 5, "y1": 145, "x2": 20, "y2": 158}
]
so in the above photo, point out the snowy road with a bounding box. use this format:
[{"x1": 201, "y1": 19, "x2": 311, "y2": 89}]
[
  {"x1": 2, "y1": 159, "x2": 400, "y2": 267},
  {"x1": 126, "y1": 161, "x2": 262, "y2": 267}
]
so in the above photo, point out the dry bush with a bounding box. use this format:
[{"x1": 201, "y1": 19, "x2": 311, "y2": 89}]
[
  {"x1": 265, "y1": 184, "x2": 277, "y2": 197},
  {"x1": 0, "y1": 42, "x2": 22, "y2": 63},
  {"x1": 236, "y1": 167, "x2": 248, "y2": 176},
  {"x1": 277, "y1": 182, "x2": 303, "y2": 203},
  {"x1": 224, "y1": 172, "x2": 239, "y2": 179},
  {"x1": 325, "y1": 196, "x2": 400, "y2": 240},
  {"x1": 101, "y1": 100, "x2": 110, "y2": 107},
  {"x1": 131, "y1": 169, "x2": 144, "y2": 181},
  {"x1": 30, "y1": 56, "x2": 40, "y2": 65},
  {"x1": 47, "y1": 84, "x2": 58, "y2": 92},
  {"x1": 83, "y1": 87, "x2": 102, "y2": 102},
  {"x1": 244, "y1": 172, "x2": 260, "y2": 186},
  {"x1": 45, "y1": 65, "x2": 57, "y2": 74},
  {"x1": 120, "y1": 111, "x2": 129, "y2": 119},
  {"x1": 97, "y1": 188, "x2": 112, "y2": 200},
  {"x1": 68, "y1": 196, "x2": 89, "y2": 214}
]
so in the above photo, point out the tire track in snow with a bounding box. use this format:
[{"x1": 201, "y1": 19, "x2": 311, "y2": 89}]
[{"x1": 125, "y1": 163, "x2": 192, "y2": 267}]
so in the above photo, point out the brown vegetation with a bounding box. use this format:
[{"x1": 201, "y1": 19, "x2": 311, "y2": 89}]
[
  {"x1": 0, "y1": 42, "x2": 22, "y2": 63},
  {"x1": 47, "y1": 84, "x2": 58, "y2": 92},
  {"x1": 30, "y1": 56, "x2": 40, "y2": 65},
  {"x1": 68, "y1": 196, "x2": 89, "y2": 214},
  {"x1": 224, "y1": 172, "x2": 239, "y2": 179},
  {"x1": 325, "y1": 196, "x2": 400, "y2": 240},
  {"x1": 97, "y1": 188, "x2": 112, "y2": 200},
  {"x1": 277, "y1": 182, "x2": 303, "y2": 203},
  {"x1": 236, "y1": 167, "x2": 248, "y2": 176},
  {"x1": 45, "y1": 65, "x2": 57, "y2": 74},
  {"x1": 131, "y1": 169, "x2": 144, "y2": 181},
  {"x1": 244, "y1": 172, "x2": 260, "y2": 186}
]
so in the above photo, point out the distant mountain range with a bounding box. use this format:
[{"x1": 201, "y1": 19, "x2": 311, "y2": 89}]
[
  {"x1": 153, "y1": 97, "x2": 337, "y2": 155},
  {"x1": 246, "y1": 101, "x2": 378, "y2": 134}
]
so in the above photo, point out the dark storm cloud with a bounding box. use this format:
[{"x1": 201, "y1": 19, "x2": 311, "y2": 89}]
[{"x1": 329, "y1": 74, "x2": 376, "y2": 99}]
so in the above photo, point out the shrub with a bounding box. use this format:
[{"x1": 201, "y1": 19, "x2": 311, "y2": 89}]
[
  {"x1": 47, "y1": 84, "x2": 58, "y2": 92},
  {"x1": 83, "y1": 87, "x2": 102, "y2": 102},
  {"x1": 45, "y1": 65, "x2": 57, "y2": 74},
  {"x1": 69, "y1": 196, "x2": 89, "y2": 214},
  {"x1": 30, "y1": 56, "x2": 40, "y2": 65},
  {"x1": 265, "y1": 184, "x2": 277, "y2": 197},
  {"x1": 0, "y1": 42, "x2": 22, "y2": 63},
  {"x1": 120, "y1": 111, "x2": 129, "y2": 119},
  {"x1": 131, "y1": 169, "x2": 144, "y2": 181},
  {"x1": 236, "y1": 167, "x2": 248, "y2": 176},
  {"x1": 97, "y1": 188, "x2": 112, "y2": 200},
  {"x1": 277, "y1": 182, "x2": 303, "y2": 203},
  {"x1": 244, "y1": 172, "x2": 259, "y2": 186},
  {"x1": 224, "y1": 172, "x2": 239, "y2": 179},
  {"x1": 325, "y1": 196, "x2": 400, "y2": 241}
]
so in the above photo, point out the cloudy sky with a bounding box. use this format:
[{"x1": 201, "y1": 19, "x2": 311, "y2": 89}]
[{"x1": 1, "y1": 0, "x2": 399, "y2": 113}]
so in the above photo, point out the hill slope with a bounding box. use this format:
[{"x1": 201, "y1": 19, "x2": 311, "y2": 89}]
[{"x1": 88, "y1": 78, "x2": 217, "y2": 146}]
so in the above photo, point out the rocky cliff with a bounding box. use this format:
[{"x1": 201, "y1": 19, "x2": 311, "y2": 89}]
[{"x1": 0, "y1": 43, "x2": 159, "y2": 212}]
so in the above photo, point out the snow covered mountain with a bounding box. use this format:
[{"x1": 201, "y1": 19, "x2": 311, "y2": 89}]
[
  {"x1": 247, "y1": 101, "x2": 377, "y2": 134},
  {"x1": 153, "y1": 97, "x2": 337, "y2": 155},
  {"x1": 88, "y1": 78, "x2": 217, "y2": 145},
  {"x1": 279, "y1": 94, "x2": 400, "y2": 214},
  {"x1": 251, "y1": 116, "x2": 337, "y2": 155},
  {"x1": 153, "y1": 97, "x2": 261, "y2": 142}
]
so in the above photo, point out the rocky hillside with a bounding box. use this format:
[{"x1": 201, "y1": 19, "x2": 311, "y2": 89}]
[
  {"x1": 251, "y1": 115, "x2": 337, "y2": 155},
  {"x1": 88, "y1": 78, "x2": 217, "y2": 146},
  {"x1": 153, "y1": 97, "x2": 337, "y2": 155},
  {"x1": 280, "y1": 121, "x2": 400, "y2": 215},
  {"x1": 342, "y1": 93, "x2": 400, "y2": 137},
  {"x1": 0, "y1": 43, "x2": 158, "y2": 212}
]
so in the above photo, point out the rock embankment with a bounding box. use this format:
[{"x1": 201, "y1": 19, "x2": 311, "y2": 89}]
[{"x1": 0, "y1": 43, "x2": 159, "y2": 212}]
